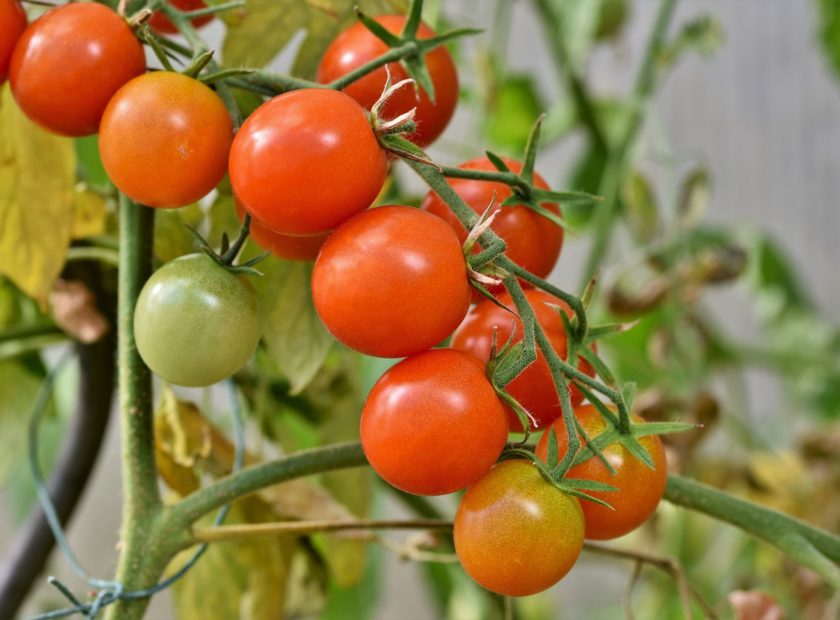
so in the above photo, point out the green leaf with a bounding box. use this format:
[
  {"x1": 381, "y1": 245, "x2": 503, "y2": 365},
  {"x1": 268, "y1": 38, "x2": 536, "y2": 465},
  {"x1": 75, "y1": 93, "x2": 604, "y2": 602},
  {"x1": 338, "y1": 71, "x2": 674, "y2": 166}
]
[
  {"x1": 677, "y1": 167, "x2": 711, "y2": 230},
  {"x1": 621, "y1": 171, "x2": 659, "y2": 242},
  {"x1": 620, "y1": 381, "x2": 637, "y2": 412},
  {"x1": 563, "y1": 477, "x2": 617, "y2": 493},
  {"x1": 486, "y1": 75, "x2": 544, "y2": 153},
  {"x1": 74, "y1": 136, "x2": 109, "y2": 187},
  {"x1": 255, "y1": 259, "x2": 333, "y2": 394},
  {"x1": 0, "y1": 361, "x2": 47, "y2": 485},
  {"x1": 0, "y1": 85, "x2": 76, "y2": 307},
  {"x1": 817, "y1": 0, "x2": 840, "y2": 83},
  {"x1": 153, "y1": 204, "x2": 205, "y2": 264}
]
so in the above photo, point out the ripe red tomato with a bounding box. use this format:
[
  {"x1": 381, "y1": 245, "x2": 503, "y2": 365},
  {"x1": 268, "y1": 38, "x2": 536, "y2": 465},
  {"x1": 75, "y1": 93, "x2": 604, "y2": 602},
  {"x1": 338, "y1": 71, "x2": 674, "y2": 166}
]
[
  {"x1": 149, "y1": 0, "x2": 213, "y2": 35},
  {"x1": 451, "y1": 289, "x2": 596, "y2": 431},
  {"x1": 0, "y1": 0, "x2": 26, "y2": 84},
  {"x1": 316, "y1": 14, "x2": 458, "y2": 148},
  {"x1": 535, "y1": 404, "x2": 668, "y2": 540},
  {"x1": 99, "y1": 72, "x2": 232, "y2": 208},
  {"x1": 234, "y1": 201, "x2": 326, "y2": 261},
  {"x1": 9, "y1": 3, "x2": 145, "y2": 136},
  {"x1": 422, "y1": 157, "x2": 563, "y2": 290},
  {"x1": 312, "y1": 205, "x2": 471, "y2": 357},
  {"x1": 361, "y1": 348, "x2": 508, "y2": 495},
  {"x1": 454, "y1": 460, "x2": 584, "y2": 596},
  {"x1": 229, "y1": 88, "x2": 387, "y2": 235}
]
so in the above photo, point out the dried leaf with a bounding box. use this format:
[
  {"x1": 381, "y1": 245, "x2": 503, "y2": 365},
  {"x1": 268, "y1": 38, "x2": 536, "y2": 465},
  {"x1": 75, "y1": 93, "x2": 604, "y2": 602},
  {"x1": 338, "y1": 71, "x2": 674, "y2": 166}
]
[
  {"x1": 49, "y1": 279, "x2": 109, "y2": 344},
  {"x1": 0, "y1": 85, "x2": 76, "y2": 306},
  {"x1": 168, "y1": 497, "x2": 299, "y2": 620},
  {"x1": 728, "y1": 590, "x2": 785, "y2": 620}
]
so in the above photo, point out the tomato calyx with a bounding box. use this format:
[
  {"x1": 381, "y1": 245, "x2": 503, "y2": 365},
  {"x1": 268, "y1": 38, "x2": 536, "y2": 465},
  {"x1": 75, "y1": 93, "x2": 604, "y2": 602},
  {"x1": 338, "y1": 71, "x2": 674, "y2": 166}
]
[
  {"x1": 485, "y1": 323, "x2": 539, "y2": 439},
  {"x1": 500, "y1": 443, "x2": 617, "y2": 510},
  {"x1": 371, "y1": 76, "x2": 442, "y2": 168},
  {"x1": 185, "y1": 213, "x2": 268, "y2": 277},
  {"x1": 353, "y1": 2, "x2": 481, "y2": 104}
]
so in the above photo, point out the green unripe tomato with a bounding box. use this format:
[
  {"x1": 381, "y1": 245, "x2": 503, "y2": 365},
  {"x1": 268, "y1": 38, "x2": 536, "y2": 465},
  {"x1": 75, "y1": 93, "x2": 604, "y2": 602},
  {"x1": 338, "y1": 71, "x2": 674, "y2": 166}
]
[{"x1": 134, "y1": 253, "x2": 261, "y2": 387}]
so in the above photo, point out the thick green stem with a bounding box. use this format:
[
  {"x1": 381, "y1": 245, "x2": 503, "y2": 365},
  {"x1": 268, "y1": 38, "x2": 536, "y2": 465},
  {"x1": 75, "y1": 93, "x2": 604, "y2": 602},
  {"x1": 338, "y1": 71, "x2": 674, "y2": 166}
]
[
  {"x1": 170, "y1": 442, "x2": 366, "y2": 527},
  {"x1": 104, "y1": 197, "x2": 162, "y2": 620},
  {"x1": 664, "y1": 475, "x2": 840, "y2": 585},
  {"x1": 166, "y1": 442, "x2": 840, "y2": 586},
  {"x1": 581, "y1": 0, "x2": 678, "y2": 284}
]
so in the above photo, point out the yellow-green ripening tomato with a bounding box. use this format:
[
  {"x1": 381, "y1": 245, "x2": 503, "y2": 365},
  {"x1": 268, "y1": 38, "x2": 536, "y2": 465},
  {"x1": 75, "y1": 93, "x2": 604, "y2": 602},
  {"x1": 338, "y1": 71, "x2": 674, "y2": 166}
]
[{"x1": 134, "y1": 253, "x2": 261, "y2": 387}]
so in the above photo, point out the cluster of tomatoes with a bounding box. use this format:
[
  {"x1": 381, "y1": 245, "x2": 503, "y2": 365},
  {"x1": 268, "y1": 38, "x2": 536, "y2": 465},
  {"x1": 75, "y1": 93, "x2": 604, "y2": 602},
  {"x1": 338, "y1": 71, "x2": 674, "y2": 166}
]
[{"x1": 1, "y1": 0, "x2": 667, "y2": 599}]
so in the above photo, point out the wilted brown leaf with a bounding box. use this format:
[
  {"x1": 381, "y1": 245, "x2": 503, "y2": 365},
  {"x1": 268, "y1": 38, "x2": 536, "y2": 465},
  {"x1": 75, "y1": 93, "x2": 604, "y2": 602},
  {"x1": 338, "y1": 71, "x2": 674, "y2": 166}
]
[
  {"x1": 728, "y1": 590, "x2": 785, "y2": 620},
  {"x1": 49, "y1": 279, "x2": 109, "y2": 344}
]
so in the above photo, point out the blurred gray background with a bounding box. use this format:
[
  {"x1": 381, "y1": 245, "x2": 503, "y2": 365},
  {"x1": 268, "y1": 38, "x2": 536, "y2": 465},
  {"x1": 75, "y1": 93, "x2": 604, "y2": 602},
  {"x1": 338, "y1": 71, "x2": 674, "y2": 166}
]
[{"x1": 2, "y1": 0, "x2": 839, "y2": 618}]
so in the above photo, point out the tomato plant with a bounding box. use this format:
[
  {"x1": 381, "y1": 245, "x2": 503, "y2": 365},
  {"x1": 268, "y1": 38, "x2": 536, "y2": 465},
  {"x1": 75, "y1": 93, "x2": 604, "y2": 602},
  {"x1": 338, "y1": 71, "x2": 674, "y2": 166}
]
[
  {"x1": 149, "y1": 0, "x2": 213, "y2": 34},
  {"x1": 234, "y1": 201, "x2": 326, "y2": 261},
  {"x1": 422, "y1": 157, "x2": 563, "y2": 289},
  {"x1": 9, "y1": 2, "x2": 145, "y2": 136},
  {"x1": 454, "y1": 459, "x2": 584, "y2": 596},
  {"x1": 536, "y1": 404, "x2": 668, "y2": 540},
  {"x1": 134, "y1": 253, "x2": 261, "y2": 387},
  {"x1": 316, "y1": 14, "x2": 458, "y2": 148},
  {"x1": 361, "y1": 348, "x2": 508, "y2": 496},
  {"x1": 312, "y1": 205, "x2": 471, "y2": 358},
  {"x1": 0, "y1": 0, "x2": 26, "y2": 84},
  {"x1": 99, "y1": 72, "x2": 232, "y2": 208},
  {"x1": 229, "y1": 88, "x2": 388, "y2": 235},
  {"x1": 451, "y1": 289, "x2": 595, "y2": 430}
]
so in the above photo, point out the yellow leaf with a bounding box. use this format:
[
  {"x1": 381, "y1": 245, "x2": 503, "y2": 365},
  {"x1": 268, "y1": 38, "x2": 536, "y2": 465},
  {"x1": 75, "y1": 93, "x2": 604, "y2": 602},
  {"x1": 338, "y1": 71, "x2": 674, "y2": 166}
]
[
  {"x1": 0, "y1": 85, "x2": 76, "y2": 307},
  {"x1": 71, "y1": 185, "x2": 108, "y2": 239},
  {"x1": 168, "y1": 497, "x2": 299, "y2": 620}
]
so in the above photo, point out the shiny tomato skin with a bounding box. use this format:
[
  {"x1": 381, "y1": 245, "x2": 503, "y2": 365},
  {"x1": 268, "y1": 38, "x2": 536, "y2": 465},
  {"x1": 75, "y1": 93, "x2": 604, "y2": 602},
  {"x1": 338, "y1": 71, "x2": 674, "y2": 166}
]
[
  {"x1": 361, "y1": 348, "x2": 508, "y2": 496},
  {"x1": 0, "y1": 0, "x2": 26, "y2": 84},
  {"x1": 312, "y1": 205, "x2": 471, "y2": 358},
  {"x1": 229, "y1": 88, "x2": 387, "y2": 235},
  {"x1": 9, "y1": 3, "x2": 145, "y2": 136},
  {"x1": 134, "y1": 253, "x2": 261, "y2": 387},
  {"x1": 149, "y1": 0, "x2": 213, "y2": 34},
  {"x1": 99, "y1": 72, "x2": 233, "y2": 208},
  {"x1": 454, "y1": 460, "x2": 584, "y2": 596},
  {"x1": 234, "y1": 201, "x2": 326, "y2": 261},
  {"x1": 535, "y1": 404, "x2": 668, "y2": 540},
  {"x1": 316, "y1": 15, "x2": 458, "y2": 148},
  {"x1": 422, "y1": 157, "x2": 563, "y2": 289},
  {"x1": 451, "y1": 289, "x2": 595, "y2": 431}
]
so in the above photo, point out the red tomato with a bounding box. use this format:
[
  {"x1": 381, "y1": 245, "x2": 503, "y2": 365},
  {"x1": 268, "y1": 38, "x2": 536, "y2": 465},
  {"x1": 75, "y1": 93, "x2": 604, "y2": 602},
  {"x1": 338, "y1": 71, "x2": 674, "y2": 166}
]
[
  {"x1": 422, "y1": 157, "x2": 563, "y2": 292},
  {"x1": 316, "y1": 14, "x2": 458, "y2": 148},
  {"x1": 450, "y1": 289, "x2": 596, "y2": 431},
  {"x1": 312, "y1": 205, "x2": 471, "y2": 358},
  {"x1": 454, "y1": 460, "x2": 584, "y2": 596},
  {"x1": 99, "y1": 72, "x2": 232, "y2": 208},
  {"x1": 9, "y1": 3, "x2": 145, "y2": 136},
  {"x1": 361, "y1": 348, "x2": 508, "y2": 495},
  {"x1": 535, "y1": 404, "x2": 668, "y2": 540},
  {"x1": 149, "y1": 0, "x2": 213, "y2": 35},
  {"x1": 234, "y1": 201, "x2": 326, "y2": 261},
  {"x1": 0, "y1": 0, "x2": 26, "y2": 84},
  {"x1": 229, "y1": 88, "x2": 387, "y2": 235}
]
